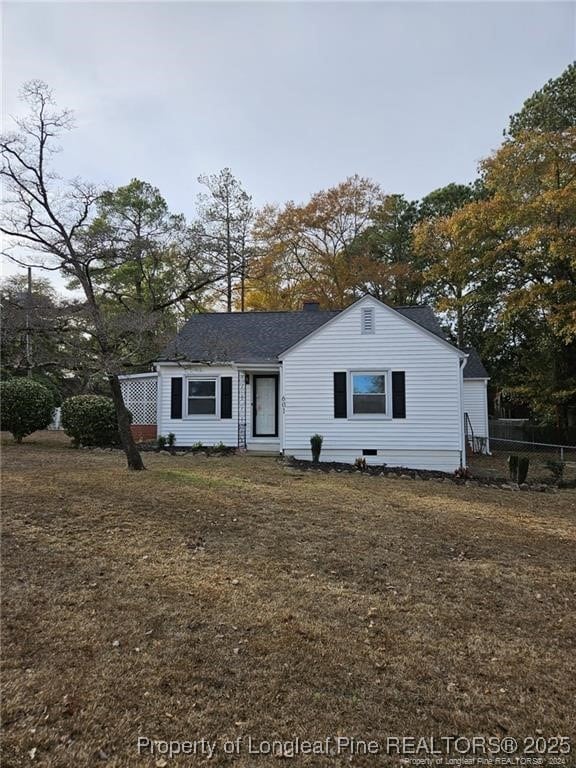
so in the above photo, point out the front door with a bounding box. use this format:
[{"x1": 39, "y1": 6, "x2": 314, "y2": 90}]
[{"x1": 253, "y1": 375, "x2": 278, "y2": 437}]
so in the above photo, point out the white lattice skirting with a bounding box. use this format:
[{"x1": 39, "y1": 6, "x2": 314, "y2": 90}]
[{"x1": 120, "y1": 375, "x2": 158, "y2": 425}]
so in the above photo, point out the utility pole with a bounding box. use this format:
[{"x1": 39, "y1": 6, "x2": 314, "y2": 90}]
[{"x1": 25, "y1": 267, "x2": 33, "y2": 376}]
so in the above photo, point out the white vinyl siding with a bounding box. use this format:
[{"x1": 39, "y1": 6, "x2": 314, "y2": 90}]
[
  {"x1": 281, "y1": 297, "x2": 464, "y2": 472},
  {"x1": 157, "y1": 364, "x2": 237, "y2": 446},
  {"x1": 463, "y1": 379, "x2": 489, "y2": 451}
]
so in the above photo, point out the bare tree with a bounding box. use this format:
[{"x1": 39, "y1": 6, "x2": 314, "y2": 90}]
[{"x1": 1, "y1": 81, "x2": 229, "y2": 469}]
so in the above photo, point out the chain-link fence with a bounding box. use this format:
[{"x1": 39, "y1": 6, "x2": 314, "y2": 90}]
[{"x1": 469, "y1": 436, "x2": 576, "y2": 484}]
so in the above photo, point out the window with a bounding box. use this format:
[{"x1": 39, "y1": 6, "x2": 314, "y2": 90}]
[
  {"x1": 187, "y1": 378, "x2": 217, "y2": 415},
  {"x1": 351, "y1": 372, "x2": 387, "y2": 415},
  {"x1": 361, "y1": 307, "x2": 375, "y2": 334}
]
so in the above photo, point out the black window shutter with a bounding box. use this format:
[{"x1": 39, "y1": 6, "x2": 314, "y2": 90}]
[
  {"x1": 334, "y1": 372, "x2": 347, "y2": 418},
  {"x1": 170, "y1": 377, "x2": 183, "y2": 419},
  {"x1": 392, "y1": 371, "x2": 406, "y2": 418},
  {"x1": 220, "y1": 376, "x2": 232, "y2": 419}
]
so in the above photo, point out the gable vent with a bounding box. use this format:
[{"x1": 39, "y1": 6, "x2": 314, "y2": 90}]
[{"x1": 361, "y1": 307, "x2": 375, "y2": 335}]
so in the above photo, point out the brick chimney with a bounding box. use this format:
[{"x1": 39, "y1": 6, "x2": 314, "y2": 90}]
[{"x1": 302, "y1": 300, "x2": 320, "y2": 312}]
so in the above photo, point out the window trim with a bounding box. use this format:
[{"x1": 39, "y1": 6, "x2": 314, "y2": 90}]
[
  {"x1": 185, "y1": 376, "x2": 220, "y2": 419},
  {"x1": 348, "y1": 369, "x2": 392, "y2": 420}
]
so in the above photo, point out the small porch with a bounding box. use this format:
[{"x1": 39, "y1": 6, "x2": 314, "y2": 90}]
[{"x1": 237, "y1": 366, "x2": 282, "y2": 455}]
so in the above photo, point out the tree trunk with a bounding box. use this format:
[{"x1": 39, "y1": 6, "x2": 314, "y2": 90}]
[
  {"x1": 226, "y1": 218, "x2": 232, "y2": 312},
  {"x1": 556, "y1": 403, "x2": 567, "y2": 430},
  {"x1": 456, "y1": 288, "x2": 464, "y2": 348},
  {"x1": 240, "y1": 252, "x2": 245, "y2": 312},
  {"x1": 108, "y1": 374, "x2": 146, "y2": 471}
]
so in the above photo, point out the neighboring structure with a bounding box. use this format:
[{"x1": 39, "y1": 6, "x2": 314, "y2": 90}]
[{"x1": 120, "y1": 296, "x2": 490, "y2": 472}]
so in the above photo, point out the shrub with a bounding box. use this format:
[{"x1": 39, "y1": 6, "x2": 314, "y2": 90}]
[
  {"x1": 156, "y1": 435, "x2": 167, "y2": 452},
  {"x1": 517, "y1": 456, "x2": 530, "y2": 484},
  {"x1": 30, "y1": 374, "x2": 63, "y2": 407},
  {"x1": 167, "y1": 432, "x2": 176, "y2": 455},
  {"x1": 0, "y1": 378, "x2": 54, "y2": 442},
  {"x1": 545, "y1": 460, "x2": 565, "y2": 482},
  {"x1": 354, "y1": 457, "x2": 367, "y2": 471},
  {"x1": 508, "y1": 454, "x2": 519, "y2": 481},
  {"x1": 310, "y1": 434, "x2": 323, "y2": 463},
  {"x1": 507, "y1": 454, "x2": 529, "y2": 484},
  {"x1": 61, "y1": 395, "x2": 125, "y2": 447}
]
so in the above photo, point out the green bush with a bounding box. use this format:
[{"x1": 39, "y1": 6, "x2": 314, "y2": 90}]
[
  {"x1": 545, "y1": 460, "x2": 565, "y2": 482},
  {"x1": 517, "y1": 456, "x2": 530, "y2": 484},
  {"x1": 508, "y1": 454, "x2": 519, "y2": 481},
  {"x1": 29, "y1": 374, "x2": 63, "y2": 407},
  {"x1": 508, "y1": 454, "x2": 530, "y2": 484},
  {"x1": 310, "y1": 433, "x2": 323, "y2": 463},
  {"x1": 0, "y1": 378, "x2": 54, "y2": 442},
  {"x1": 61, "y1": 395, "x2": 126, "y2": 447}
]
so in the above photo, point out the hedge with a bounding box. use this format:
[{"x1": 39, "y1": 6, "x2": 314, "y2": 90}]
[
  {"x1": 0, "y1": 378, "x2": 55, "y2": 442},
  {"x1": 61, "y1": 395, "x2": 127, "y2": 447}
]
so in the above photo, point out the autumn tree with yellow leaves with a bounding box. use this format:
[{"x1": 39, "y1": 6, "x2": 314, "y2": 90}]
[
  {"x1": 415, "y1": 63, "x2": 576, "y2": 426},
  {"x1": 245, "y1": 175, "x2": 385, "y2": 310}
]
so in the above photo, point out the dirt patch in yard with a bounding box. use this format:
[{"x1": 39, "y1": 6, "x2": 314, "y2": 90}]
[{"x1": 2, "y1": 433, "x2": 575, "y2": 767}]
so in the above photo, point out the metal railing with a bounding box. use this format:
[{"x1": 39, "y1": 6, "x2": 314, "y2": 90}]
[
  {"x1": 464, "y1": 413, "x2": 488, "y2": 454},
  {"x1": 237, "y1": 369, "x2": 247, "y2": 449}
]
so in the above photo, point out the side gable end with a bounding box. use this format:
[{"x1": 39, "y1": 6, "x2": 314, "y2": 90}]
[{"x1": 278, "y1": 295, "x2": 466, "y2": 360}]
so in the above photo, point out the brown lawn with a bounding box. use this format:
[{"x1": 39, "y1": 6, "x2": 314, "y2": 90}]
[{"x1": 2, "y1": 433, "x2": 575, "y2": 767}]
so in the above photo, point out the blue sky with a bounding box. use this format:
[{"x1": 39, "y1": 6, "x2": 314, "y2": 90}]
[{"x1": 2, "y1": 1, "x2": 575, "y2": 285}]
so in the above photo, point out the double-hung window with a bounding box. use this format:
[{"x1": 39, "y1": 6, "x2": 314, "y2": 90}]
[
  {"x1": 351, "y1": 372, "x2": 388, "y2": 416},
  {"x1": 187, "y1": 378, "x2": 217, "y2": 416}
]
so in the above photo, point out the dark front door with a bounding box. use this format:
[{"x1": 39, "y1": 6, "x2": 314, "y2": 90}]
[{"x1": 252, "y1": 375, "x2": 279, "y2": 437}]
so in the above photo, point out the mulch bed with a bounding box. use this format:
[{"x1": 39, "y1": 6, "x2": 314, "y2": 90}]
[{"x1": 284, "y1": 456, "x2": 574, "y2": 492}]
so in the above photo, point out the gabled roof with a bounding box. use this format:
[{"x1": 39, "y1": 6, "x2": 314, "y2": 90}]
[
  {"x1": 160, "y1": 309, "x2": 341, "y2": 364},
  {"x1": 159, "y1": 302, "x2": 487, "y2": 378},
  {"x1": 463, "y1": 347, "x2": 489, "y2": 379}
]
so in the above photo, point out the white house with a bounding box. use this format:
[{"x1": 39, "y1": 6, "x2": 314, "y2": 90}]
[{"x1": 120, "y1": 295, "x2": 490, "y2": 472}]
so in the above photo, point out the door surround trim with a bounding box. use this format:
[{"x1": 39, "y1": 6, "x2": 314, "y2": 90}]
[{"x1": 252, "y1": 374, "x2": 279, "y2": 438}]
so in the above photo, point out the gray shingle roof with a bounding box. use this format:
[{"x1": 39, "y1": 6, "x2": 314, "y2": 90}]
[
  {"x1": 463, "y1": 347, "x2": 489, "y2": 379},
  {"x1": 161, "y1": 310, "x2": 341, "y2": 364},
  {"x1": 160, "y1": 304, "x2": 488, "y2": 378}
]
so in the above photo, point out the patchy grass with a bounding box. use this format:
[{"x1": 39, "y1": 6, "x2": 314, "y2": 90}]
[{"x1": 2, "y1": 432, "x2": 575, "y2": 767}]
